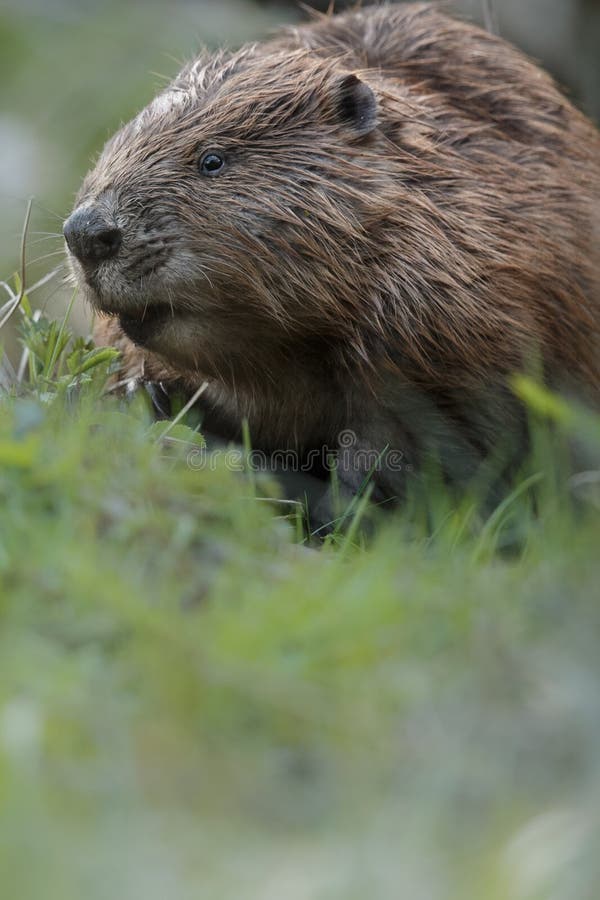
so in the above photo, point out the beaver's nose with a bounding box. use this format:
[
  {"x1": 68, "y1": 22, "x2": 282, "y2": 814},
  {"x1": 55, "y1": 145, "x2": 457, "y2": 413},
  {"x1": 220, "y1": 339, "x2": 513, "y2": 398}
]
[{"x1": 63, "y1": 207, "x2": 122, "y2": 265}]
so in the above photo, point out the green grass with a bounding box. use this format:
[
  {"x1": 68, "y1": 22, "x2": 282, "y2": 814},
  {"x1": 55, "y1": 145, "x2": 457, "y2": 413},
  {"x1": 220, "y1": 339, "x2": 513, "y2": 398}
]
[{"x1": 1, "y1": 266, "x2": 600, "y2": 899}]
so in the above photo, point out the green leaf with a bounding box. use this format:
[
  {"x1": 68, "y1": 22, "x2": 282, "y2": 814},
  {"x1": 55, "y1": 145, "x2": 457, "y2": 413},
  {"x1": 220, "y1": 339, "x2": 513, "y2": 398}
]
[{"x1": 147, "y1": 420, "x2": 206, "y2": 447}]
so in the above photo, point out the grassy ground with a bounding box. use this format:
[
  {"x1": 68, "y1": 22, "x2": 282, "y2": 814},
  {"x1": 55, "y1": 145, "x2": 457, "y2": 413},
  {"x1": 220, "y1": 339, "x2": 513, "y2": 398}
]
[{"x1": 1, "y1": 260, "x2": 599, "y2": 899}]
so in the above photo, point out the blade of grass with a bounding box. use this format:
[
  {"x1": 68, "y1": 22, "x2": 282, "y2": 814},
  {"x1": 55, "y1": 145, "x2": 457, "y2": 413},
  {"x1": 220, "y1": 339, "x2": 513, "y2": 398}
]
[
  {"x1": 152, "y1": 380, "x2": 208, "y2": 443},
  {"x1": 0, "y1": 198, "x2": 34, "y2": 332},
  {"x1": 43, "y1": 286, "x2": 78, "y2": 379}
]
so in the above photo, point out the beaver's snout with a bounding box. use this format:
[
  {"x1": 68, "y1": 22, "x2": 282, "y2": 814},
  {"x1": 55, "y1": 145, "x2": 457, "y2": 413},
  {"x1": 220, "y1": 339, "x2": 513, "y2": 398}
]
[{"x1": 63, "y1": 206, "x2": 122, "y2": 268}]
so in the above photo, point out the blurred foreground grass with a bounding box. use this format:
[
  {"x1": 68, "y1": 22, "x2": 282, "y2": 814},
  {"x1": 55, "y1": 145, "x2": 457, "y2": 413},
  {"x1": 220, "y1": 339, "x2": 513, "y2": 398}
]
[{"x1": 0, "y1": 267, "x2": 599, "y2": 899}]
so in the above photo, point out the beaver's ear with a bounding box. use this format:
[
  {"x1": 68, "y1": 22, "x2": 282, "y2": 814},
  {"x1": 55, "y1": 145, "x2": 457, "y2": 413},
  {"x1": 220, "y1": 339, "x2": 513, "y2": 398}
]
[{"x1": 334, "y1": 73, "x2": 378, "y2": 137}]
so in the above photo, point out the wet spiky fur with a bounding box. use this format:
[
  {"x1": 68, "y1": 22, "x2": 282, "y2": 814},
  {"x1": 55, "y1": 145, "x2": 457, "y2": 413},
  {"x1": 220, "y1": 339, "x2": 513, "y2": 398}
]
[{"x1": 71, "y1": 3, "x2": 600, "y2": 504}]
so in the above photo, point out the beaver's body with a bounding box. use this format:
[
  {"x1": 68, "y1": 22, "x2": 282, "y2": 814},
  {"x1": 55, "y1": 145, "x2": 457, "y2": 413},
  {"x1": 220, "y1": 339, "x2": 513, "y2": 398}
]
[{"x1": 66, "y1": 4, "x2": 600, "y2": 507}]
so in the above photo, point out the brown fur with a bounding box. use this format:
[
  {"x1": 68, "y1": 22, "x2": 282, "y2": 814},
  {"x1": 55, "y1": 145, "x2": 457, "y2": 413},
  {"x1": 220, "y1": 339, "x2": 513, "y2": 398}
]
[{"x1": 69, "y1": 3, "x2": 600, "y2": 506}]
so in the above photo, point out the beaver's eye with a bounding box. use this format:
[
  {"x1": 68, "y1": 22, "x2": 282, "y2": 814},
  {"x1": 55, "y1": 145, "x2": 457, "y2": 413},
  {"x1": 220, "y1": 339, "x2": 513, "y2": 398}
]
[{"x1": 199, "y1": 151, "x2": 225, "y2": 176}]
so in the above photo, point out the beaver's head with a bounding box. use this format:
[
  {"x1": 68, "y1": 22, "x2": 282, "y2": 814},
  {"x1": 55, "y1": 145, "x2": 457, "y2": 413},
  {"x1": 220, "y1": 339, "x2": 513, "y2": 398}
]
[{"x1": 64, "y1": 47, "x2": 382, "y2": 375}]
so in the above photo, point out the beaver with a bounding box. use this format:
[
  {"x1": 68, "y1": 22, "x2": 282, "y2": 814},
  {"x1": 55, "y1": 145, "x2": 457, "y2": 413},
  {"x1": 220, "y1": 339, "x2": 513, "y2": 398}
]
[{"x1": 64, "y1": 3, "x2": 600, "y2": 514}]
